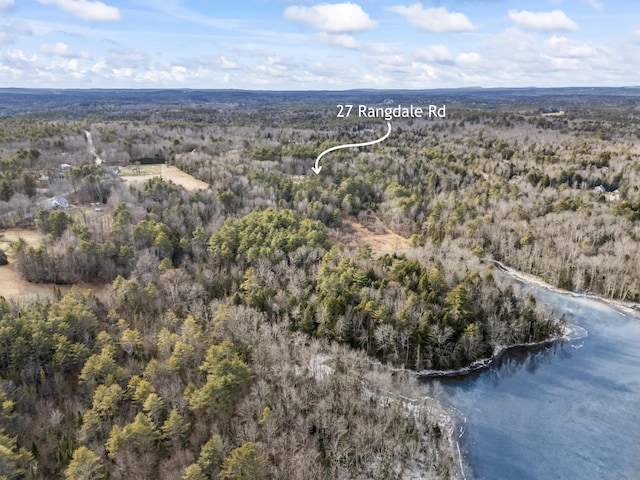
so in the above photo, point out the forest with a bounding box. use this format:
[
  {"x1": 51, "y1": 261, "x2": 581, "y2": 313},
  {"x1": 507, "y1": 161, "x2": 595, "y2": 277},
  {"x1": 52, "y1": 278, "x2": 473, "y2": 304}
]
[{"x1": 0, "y1": 88, "x2": 639, "y2": 479}]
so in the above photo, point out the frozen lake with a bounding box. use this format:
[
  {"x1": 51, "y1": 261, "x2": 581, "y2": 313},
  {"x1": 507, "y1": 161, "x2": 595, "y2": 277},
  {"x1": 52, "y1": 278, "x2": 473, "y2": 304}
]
[{"x1": 424, "y1": 269, "x2": 640, "y2": 480}]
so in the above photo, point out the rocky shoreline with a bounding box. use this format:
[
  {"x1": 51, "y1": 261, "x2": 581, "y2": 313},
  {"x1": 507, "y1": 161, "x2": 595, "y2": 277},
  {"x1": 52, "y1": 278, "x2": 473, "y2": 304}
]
[{"x1": 414, "y1": 328, "x2": 572, "y2": 379}]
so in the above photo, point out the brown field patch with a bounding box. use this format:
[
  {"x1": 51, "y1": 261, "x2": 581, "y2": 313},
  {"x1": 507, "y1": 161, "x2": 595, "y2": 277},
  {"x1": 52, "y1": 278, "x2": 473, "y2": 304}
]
[
  {"x1": 160, "y1": 164, "x2": 209, "y2": 190},
  {"x1": 120, "y1": 173, "x2": 158, "y2": 187},
  {"x1": 342, "y1": 216, "x2": 410, "y2": 256},
  {"x1": 0, "y1": 228, "x2": 46, "y2": 250},
  {"x1": 0, "y1": 228, "x2": 109, "y2": 302},
  {"x1": 121, "y1": 164, "x2": 209, "y2": 191}
]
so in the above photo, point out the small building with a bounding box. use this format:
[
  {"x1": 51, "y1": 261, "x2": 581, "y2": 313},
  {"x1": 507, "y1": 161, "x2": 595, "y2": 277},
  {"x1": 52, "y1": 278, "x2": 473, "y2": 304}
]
[
  {"x1": 43, "y1": 196, "x2": 69, "y2": 210},
  {"x1": 594, "y1": 185, "x2": 606, "y2": 194},
  {"x1": 541, "y1": 110, "x2": 565, "y2": 117}
]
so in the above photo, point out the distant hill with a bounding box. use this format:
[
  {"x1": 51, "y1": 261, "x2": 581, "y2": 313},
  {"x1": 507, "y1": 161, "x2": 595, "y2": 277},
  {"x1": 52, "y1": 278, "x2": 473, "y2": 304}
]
[{"x1": 1, "y1": 86, "x2": 639, "y2": 119}]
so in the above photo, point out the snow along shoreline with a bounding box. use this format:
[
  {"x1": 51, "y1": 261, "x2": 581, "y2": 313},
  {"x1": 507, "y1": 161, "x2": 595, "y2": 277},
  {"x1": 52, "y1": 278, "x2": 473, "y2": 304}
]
[
  {"x1": 414, "y1": 325, "x2": 579, "y2": 379},
  {"x1": 491, "y1": 260, "x2": 640, "y2": 320}
]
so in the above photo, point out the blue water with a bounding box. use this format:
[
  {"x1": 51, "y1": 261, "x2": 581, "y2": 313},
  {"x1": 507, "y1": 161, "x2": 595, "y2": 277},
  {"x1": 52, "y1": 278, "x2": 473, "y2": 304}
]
[{"x1": 425, "y1": 271, "x2": 640, "y2": 480}]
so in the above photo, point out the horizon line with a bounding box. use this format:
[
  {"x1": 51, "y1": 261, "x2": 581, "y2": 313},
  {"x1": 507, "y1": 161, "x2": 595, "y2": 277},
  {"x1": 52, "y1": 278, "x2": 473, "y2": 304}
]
[{"x1": 1, "y1": 85, "x2": 640, "y2": 93}]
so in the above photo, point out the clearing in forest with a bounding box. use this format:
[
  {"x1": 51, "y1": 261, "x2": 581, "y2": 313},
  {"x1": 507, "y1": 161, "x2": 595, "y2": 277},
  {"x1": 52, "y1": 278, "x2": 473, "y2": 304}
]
[
  {"x1": 121, "y1": 164, "x2": 209, "y2": 190},
  {"x1": 0, "y1": 228, "x2": 108, "y2": 302},
  {"x1": 0, "y1": 228, "x2": 53, "y2": 301},
  {"x1": 342, "y1": 215, "x2": 410, "y2": 256},
  {"x1": 119, "y1": 164, "x2": 162, "y2": 176}
]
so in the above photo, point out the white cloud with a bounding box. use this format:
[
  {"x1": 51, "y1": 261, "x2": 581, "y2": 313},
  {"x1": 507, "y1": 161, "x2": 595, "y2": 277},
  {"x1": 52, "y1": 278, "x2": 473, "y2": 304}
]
[
  {"x1": 38, "y1": 0, "x2": 121, "y2": 22},
  {"x1": 290, "y1": 69, "x2": 335, "y2": 85},
  {"x1": 141, "y1": 66, "x2": 188, "y2": 84},
  {"x1": 368, "y1": 43, "x2": 400, "y2": 55},
  {"x1": 508, "y1": 10, "x2": 578, "y2": 32},
  {"x1": 408, "y1": 62, "x2": 437, "y2": 82},
  {"x1": 415, "y1": 44, "x2": 454, "y2": 64},
  {"x1": 112, "y1": 67, "x2": 133, "y2": 79},
  {"x1": 545, "y1": 36, "x2": 594, "y2": 58},
  {"x1": 365, "y1": 53, "x2": 406, "y2": 70},
  {"x1": 389, "y1": 4, "x2": 474, "y2": 33},
  {"x1": 257, "y1": 56, "x2": 291, "y2": 77},
  {"x1": 284, "y1": 2, "x2": 376, "y2": 33},
  {"x1": 7, "y1": 20, "x2": 31, "y2": 35},
  {"x1": 0, "y1": 21, "x2": 32, "y2": 45},
  {"x1": 488, "y1": 27, "x2": 538, "y2": 55},
  {"x1": 220, "y1": 56, "x2": 238, "y2": 69},
  {"x1": 472, "y1": 27, "x2": 614, "y2": 86},
  {"x1": 360, "y1": 72, "x2": 393, "y2": 87},
  {"x1": 583, "y1": 0, "x2": 603, "y2": 13},
  {"x1": 106, "y1": 49, "x2": 148, "y2": 68},
  {"x1": 53, "y1": 58, "x2": 87, "y2": 79},
  {"x1": 0, "y1": 63, "x2": 23, "y2": 80},
  {"x1": 314, "y1": 32, "x2": 360, "y2": 49},
  {"x1": 0, "y1": 0, "x2": 14, "y2": 12},
  {"x1": 5, "y1": 49, "x2": 35, "y2": 62},
  {"x1": 2, "y1": 48, "x2": 38, "y2": 71},
  {"x1": 39, "y1": 42, "x2": 90, "y2": 59},
  {"x1": 1, "y1": 2, "x2": 636, "y2": 90},
  {"x1": 91, "y1": 60, "x2": 107, "y2": 74},
  {"x1": 456, "y1": 52, "x2": 480, "y2": 64}
]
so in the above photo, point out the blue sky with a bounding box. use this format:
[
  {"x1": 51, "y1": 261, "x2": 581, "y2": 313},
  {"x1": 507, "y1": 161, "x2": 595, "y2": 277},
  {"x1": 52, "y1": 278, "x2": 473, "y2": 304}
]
[{"x1": 0, "y1": 0, "x2": 639, "y2": 89}]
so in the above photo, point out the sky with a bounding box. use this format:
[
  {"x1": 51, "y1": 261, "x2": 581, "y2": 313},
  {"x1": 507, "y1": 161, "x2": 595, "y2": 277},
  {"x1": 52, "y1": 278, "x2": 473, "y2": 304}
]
[{"x1": 0, "y1": 0, "x2": 640, "y2": 89}]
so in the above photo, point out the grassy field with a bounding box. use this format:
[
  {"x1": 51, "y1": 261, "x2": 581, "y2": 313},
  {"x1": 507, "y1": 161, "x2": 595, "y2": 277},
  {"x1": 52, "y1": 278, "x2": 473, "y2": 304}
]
[
  {"x1": 121, "y1": 164, "x2": 210, "y2": 190},
  {"x1": 119, "y1": 164, "x2": 162, "y2": 176}
]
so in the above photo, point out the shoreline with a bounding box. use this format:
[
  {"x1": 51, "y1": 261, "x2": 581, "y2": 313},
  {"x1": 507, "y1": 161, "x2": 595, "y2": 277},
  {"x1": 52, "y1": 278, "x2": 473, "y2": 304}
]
[
  {"x1": 414, "y1": 260, "x2": 603, "y2": 380},
  {"x1": 407, "y1": 259, "x2": 640, "y2": 477},
  {"x1": 491, "y1": 260, "x2": 640, "y2": 320},
  {"x1": 414, "y1": 326, "x2": 574, "y2": 379},
  {"x1": 421, "y1": 263, "x2": 640, "y2": 480},
  {"x1": 415, "y1": 256, "x2": 640, "y2": 380}
]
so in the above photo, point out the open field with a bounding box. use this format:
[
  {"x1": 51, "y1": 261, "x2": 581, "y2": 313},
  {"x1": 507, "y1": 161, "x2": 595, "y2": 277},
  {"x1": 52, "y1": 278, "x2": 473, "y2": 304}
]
[
  {"x1": 161, "y1": 164, "x2": 210, "y2": 190},
  {"x1": 121, "y1": 164, "x2": 209, "y2": 190},
  {"x1": 0, "y1": 228, "x2": 109, "y2": 302},
  {"x1": 0, "y1": 228, "x2": 46, "y2": 250},
  {"x1": 119, "y1": 164, "x2": 162, "y2": 176}
]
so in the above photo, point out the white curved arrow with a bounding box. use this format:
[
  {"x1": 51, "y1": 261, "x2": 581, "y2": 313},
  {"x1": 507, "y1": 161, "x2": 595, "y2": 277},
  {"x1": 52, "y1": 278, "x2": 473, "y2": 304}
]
[{"x1": 311, "y1": 122, "x2": 392, "y2": 175}]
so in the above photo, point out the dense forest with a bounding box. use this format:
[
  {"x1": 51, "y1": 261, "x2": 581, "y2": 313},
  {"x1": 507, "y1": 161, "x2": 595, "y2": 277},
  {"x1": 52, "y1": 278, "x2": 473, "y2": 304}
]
[{"x1": 1, "y1": 88, "x2": 639, "y2": 479}]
